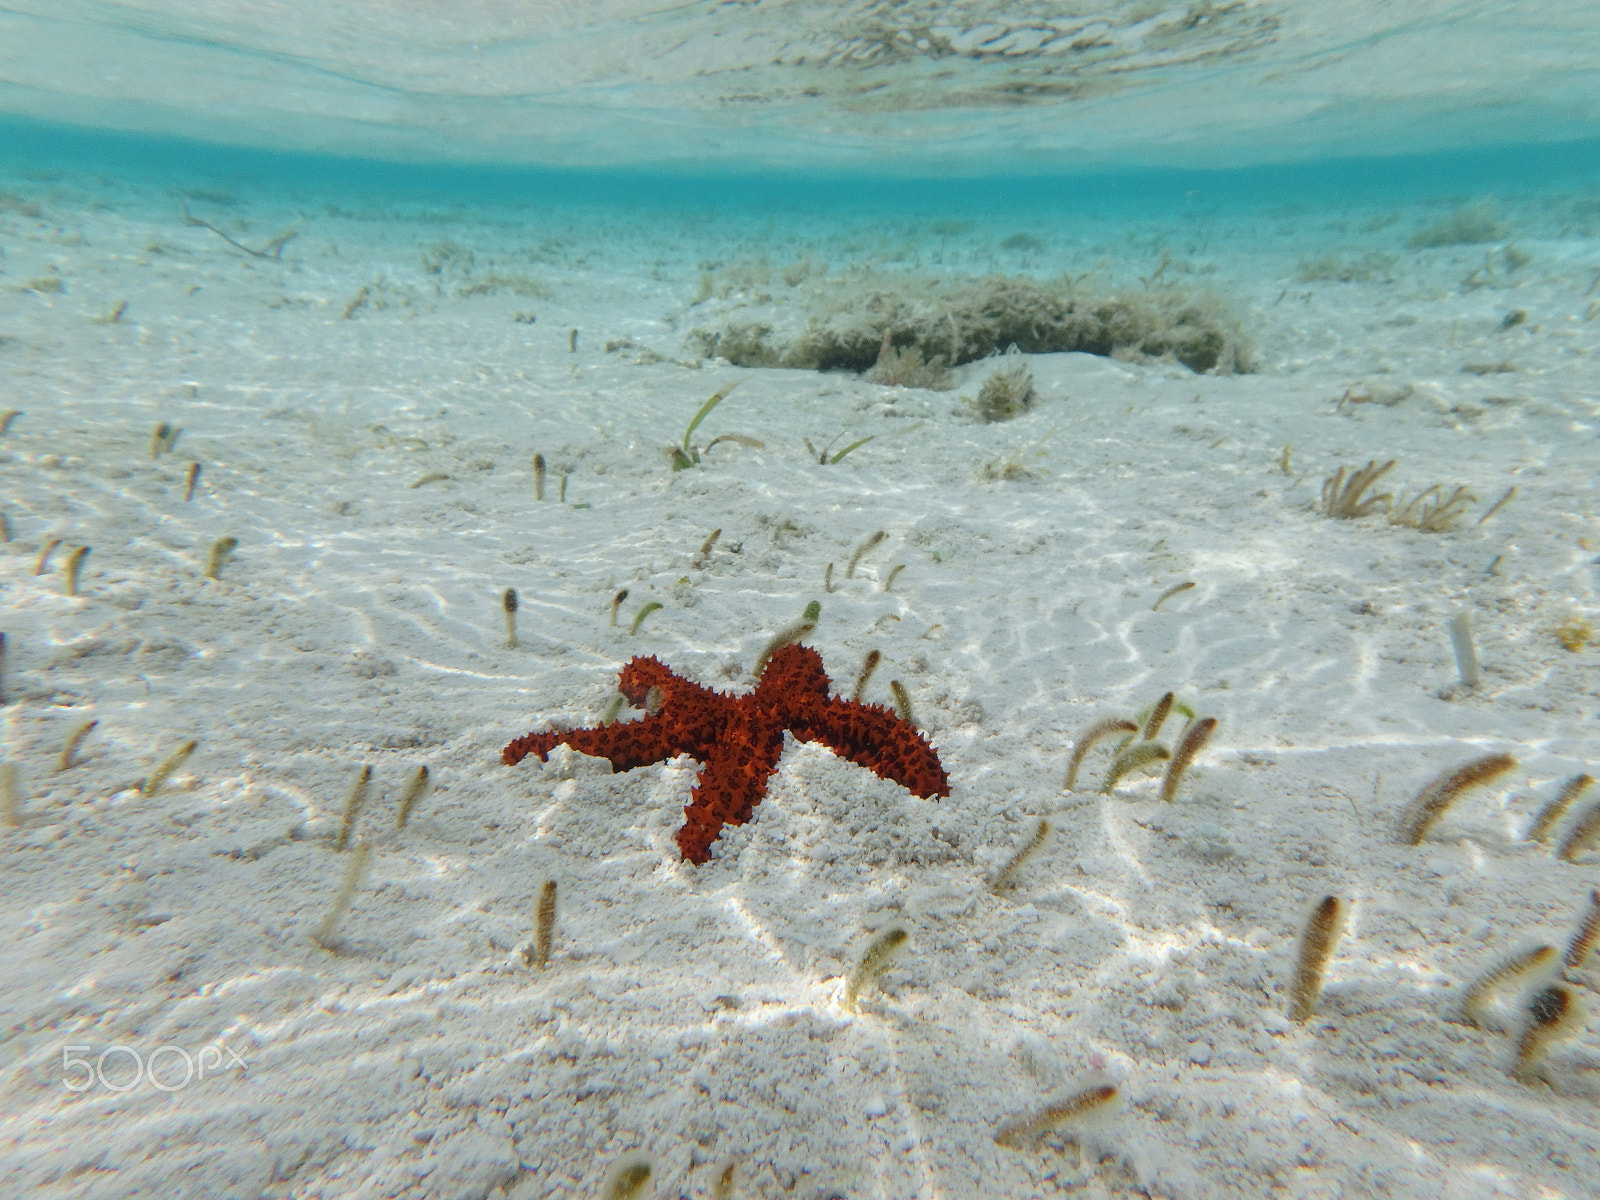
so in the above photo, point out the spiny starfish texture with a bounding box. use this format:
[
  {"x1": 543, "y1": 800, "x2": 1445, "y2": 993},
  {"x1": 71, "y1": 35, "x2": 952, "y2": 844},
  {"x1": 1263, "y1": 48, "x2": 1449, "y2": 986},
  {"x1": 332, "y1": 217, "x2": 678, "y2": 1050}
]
[{"x1": 503, "y1": 644, "x2": 950, "y2": 862}]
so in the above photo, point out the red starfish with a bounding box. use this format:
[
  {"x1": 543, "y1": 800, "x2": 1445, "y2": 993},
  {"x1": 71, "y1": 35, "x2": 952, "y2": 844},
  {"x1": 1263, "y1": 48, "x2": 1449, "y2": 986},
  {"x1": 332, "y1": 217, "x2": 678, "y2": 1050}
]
[{"x1": 503, "y1": 644, "x2": 950, "y2": 862}]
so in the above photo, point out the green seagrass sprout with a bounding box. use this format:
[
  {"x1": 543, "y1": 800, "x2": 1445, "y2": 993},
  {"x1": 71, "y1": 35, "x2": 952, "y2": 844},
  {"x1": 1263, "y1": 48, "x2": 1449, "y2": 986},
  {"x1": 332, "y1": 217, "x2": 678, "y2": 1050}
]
[{"x1": 670, "y1": 383, "x2": 761, "y2": 469}]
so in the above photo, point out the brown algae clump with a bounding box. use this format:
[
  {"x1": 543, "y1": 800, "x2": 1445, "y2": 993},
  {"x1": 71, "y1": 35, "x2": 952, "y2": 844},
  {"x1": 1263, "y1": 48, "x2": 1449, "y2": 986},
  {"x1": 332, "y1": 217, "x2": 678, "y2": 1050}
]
[{"x1": 689, "y1": 273, "x2": 1251, "y2": 376}]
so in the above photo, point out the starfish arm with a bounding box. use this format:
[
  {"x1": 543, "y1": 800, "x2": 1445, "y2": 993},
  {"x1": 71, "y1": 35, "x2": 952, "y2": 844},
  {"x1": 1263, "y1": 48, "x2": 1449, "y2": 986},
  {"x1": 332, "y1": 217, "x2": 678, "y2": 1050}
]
[
  {"x1": 618, "y1": 654, "x2": 717, "y2": 710},
  {"x1": 502, "y1": 715, "x2": 687, "y2": 770},
  {"x1": 756, "y1": 643, "x2": 833, "y2": 713},
  {"x1": 794, "y1": 698, "x2": 951, "y2": 799},
  {"x1": 676, "y1": 716, "x2": 786, "y2": 863}
]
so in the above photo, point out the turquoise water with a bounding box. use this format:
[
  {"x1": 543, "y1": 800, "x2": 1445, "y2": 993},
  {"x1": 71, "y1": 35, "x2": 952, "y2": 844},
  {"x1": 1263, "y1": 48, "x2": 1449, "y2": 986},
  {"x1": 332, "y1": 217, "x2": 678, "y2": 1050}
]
[{"x1": 4, "y1": 108, "x2": 1599, "y2": 222}]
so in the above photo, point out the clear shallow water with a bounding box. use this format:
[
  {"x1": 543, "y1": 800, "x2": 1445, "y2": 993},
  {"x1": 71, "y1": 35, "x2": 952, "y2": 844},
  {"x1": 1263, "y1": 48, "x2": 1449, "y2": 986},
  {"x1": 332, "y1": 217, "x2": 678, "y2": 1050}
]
[{"x1": 5, "y1": 13, "x2": 1600, "y2": 1200}]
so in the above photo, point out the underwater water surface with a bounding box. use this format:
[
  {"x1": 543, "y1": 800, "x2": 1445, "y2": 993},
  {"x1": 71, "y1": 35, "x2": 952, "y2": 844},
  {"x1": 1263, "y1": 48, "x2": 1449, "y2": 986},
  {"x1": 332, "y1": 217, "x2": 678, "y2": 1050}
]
[
  {"x1": 3, "y1": 0, "x2": 1600, "y2": 176},
  {"x1": 0, "y1": 3, "x2": 1597, "y2": 250}
]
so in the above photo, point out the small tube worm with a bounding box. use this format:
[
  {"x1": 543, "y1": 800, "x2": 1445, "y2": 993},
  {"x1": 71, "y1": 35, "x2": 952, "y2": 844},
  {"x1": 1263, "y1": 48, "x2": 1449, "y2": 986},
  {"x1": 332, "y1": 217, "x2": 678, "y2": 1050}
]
[
  {"x1": 1159, "y1": 716, "x2": 1218, "y2": 804},
  {"x1": 601, "y1": 1154, "x2": 651, "y2": 1200},
  {"x1": 143, "y1": 739, "x2": 197, "y2": 797},
  {"x1": 1512, "y1": 984, "x2": 1584, "y2": 1083},
  {"x1": 558, "y1": 474, "x2": 568, "y2": 503},
  {"x1": 1563, "y1": 889, "x2": 1600, "y2": 973},
  {"x1": 62, "y1": 545, "x2": 89, "y2": 596},
  {"x1": 502, "y1": 587, "x2": 519, "y2": 649},
  {"x1": 844, "y1": 926, "x2": 908, "y2": 1011},
  {"x1": 1399, "y1": 752, "x2": 1517, "y2": 845},
  {"x1": 1448, "y1": 611, "x2": 1481, "y2": 688},
  {"x1": 0, "y1": 409, "x2": 21, "y2": 435},
  {"x1": 204, "y1": 535, "x2": 238, "y2": 580},
  {"x1": 846, "y1": 529, "x2": 887, "y2": 578},
  {"x1": 707, "y1": 433, "x2": 765, "y2": 453},
  {"x1": 335, "y1": 765, "x2": 373, "y2": 851},
  {"x1": 753, "y1": 620, "x2": 814, "y2": 677},
  {"x1": 532, "y1": 453, "x2": 546, "y2": 501},
  {"x1": 823, "y1": 562, "x2": 834, "y2": 593},
  {"x1": 410, "y1": 471, "x2": 450, "y2": 488},
  {"x1": 1478, "y1": 485, "x2": 1516, "y2": 524},
  {"x1": 394, "y1": 765, "x2": 431, "y2": 830},
  {"x1": 1289, "y1": 894, "x2": 1347, "y2": 1022},
  {"x1": 1064, "y1": 718, "x2": 1139, "y2": 791},
  {"x1": 599, "y1": 694, "x2": 626, "y2": 727},
  {"x1": 991, "y1": 818, "x2": 1051, "y2": 891},
  {"x1": 57, "y1": 718, "x2": 97, "y2": 771},
  {"x1": 628, "y1": 600, "x2": 662, "y2": 636},
  {"x1": 609, "y1": 588, "x2": 629, "y2": 626},
  {"x1": 1, "y1": 512, "x2": 11, "y2": 541},
  {"x1": 1152, "y1": 580, "x2": 1195, "y2": 611},
  {"x1": 184, "y1": 461, "x2": 202, "y2": 502},
  {"x1": 1459, "y1": 944, "x2": 1558, "y2": 1027},
  {"x1": 1141, "y1": 692, "x2": 1174, "y2": 741},
  {"x1": 1527, "y1": 773, "x2": 1595, "y2": 843},
  {"x1": 889, "y1": 680, "x2": 915, "y2": 725},
  {"x1": 149, "y1": 421, "x2": 173, "y2": 459},
  {"x1": 1558, "y1": 802, "x2": 1600, "y2": 863},
  {"x1": 0, "y1": 631, "x2": 8, "y2": 705},
  {"x1": 694, "y1": 528, "x2": 721, "y2": 567},
  {"x1": 313, "y1": 841, "x2": 372, "y2": 950},
  {"x1": 852, "y1": 649, "x2": 882, "y2": 702},
  {"x1": 994, "y1": 1082, "x2": 1120, "y2": 1148},
  {"x1": 1, "y1": 762, "x2": 20, "y2": 828},
  {"x1": 33, "y1": 538, "x2": 62, "y2": 575},
  {"x1": 882, "y1": 563, "x2": 906, "y2": 592},
  {"x1": 568, "y1": 328, "x2": 578, "y2": 354},
  {"x1": 644, "y1": 685, "x2": 664, "y2": 716},
  {"x1": 527, "y1": 878, "x2": 557, "y2": 968},
  {"x1": 1101, "y1": 741, "x2": 1171, "y2": 794}
]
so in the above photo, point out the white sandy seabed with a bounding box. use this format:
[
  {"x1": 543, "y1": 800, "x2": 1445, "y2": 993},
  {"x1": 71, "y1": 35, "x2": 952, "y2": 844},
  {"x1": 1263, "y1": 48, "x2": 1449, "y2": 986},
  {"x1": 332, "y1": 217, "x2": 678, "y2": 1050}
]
[{"x1": 1, "y1": 168, "x2": 1599, "y2": 1200}]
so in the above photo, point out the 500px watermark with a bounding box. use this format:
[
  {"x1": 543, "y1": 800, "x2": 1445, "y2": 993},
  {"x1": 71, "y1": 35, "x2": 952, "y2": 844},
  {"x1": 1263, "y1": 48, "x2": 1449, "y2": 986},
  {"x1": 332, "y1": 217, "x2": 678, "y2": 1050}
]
[{"x1": 62, "y1": 1043, "x2": 247, "y2": 1092}]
